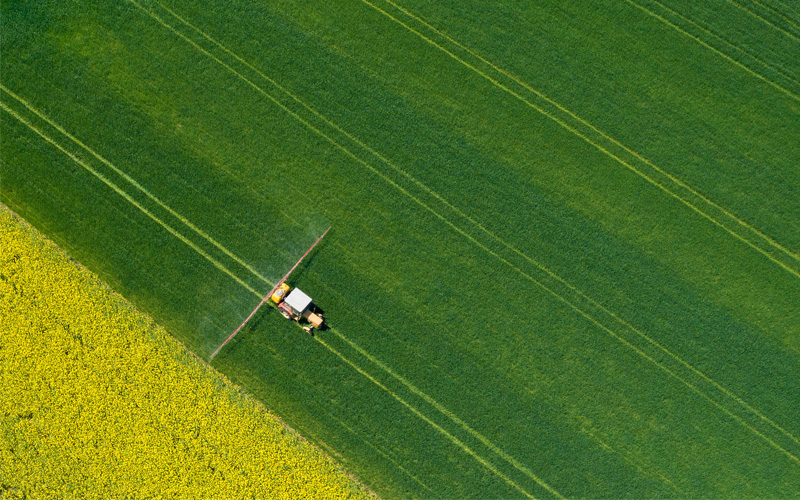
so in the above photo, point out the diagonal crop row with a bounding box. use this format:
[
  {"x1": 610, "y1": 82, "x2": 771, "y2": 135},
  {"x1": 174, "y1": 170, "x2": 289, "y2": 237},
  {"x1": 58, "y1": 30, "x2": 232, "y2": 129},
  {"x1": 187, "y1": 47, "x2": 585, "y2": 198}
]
[
  {"x1": 360, "y1": 0, "x2": 800, "y2": 281},
  {"x1": 126, "y1": 0, "x2": 800, "y2": 467},
  {"x1": 631, "y1": 0, "x2": 800, "y2": 90},
  {"x1": 1, "y1": 84, "x2": 563, "y2": 499},
  {"x1": 9, "y1": 0, "x2": 796, "y2": 492},
  {"x1": 724, "y1": 0, "x2": 800, "y2": 40}
]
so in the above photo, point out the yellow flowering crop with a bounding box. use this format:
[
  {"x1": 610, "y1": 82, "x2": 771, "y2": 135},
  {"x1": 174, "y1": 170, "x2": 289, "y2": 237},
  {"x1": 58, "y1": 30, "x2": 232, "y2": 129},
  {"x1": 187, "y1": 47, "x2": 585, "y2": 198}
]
[{"x1": 0, "y1": 206, "x2": 374, "y2": 500}]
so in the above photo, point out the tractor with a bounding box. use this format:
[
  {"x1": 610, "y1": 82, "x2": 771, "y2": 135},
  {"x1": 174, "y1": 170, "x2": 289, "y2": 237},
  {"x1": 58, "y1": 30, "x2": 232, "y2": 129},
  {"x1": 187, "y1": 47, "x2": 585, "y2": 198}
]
[{"x1": 271, "y1": 283, "x2": 324, "y2": 334}]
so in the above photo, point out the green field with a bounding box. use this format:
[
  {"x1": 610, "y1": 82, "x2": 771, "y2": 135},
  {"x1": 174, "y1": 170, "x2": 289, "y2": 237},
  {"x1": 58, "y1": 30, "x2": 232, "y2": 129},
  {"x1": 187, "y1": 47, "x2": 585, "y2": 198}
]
[{"x1": 2, "y1": 0, "x2": 799, "y2": 497}]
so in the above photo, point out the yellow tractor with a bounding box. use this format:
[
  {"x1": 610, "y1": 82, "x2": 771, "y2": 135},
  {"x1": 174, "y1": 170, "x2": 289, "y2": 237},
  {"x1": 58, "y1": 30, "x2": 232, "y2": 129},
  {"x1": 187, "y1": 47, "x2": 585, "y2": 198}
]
[{"x1": 272, "y1": 283, "x2": 324, "y2": 334}]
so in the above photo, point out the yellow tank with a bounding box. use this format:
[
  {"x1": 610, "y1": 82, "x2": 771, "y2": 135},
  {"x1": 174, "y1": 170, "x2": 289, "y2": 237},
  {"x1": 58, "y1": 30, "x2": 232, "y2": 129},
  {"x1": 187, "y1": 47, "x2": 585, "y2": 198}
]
[{"x1": 271, "y1": 283, "x2": 291, "y2": 303}]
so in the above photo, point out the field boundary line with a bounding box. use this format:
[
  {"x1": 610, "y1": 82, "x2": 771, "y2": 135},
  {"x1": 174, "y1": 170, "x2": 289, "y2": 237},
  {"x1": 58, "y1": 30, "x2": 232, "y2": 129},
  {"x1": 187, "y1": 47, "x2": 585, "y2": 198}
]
[
  {"x1": 724, "y1": 0, "x2": 800, "y2": 41},
  {"x1": 220, "y1": 321, "x2": 437, "y2": 498},
  {"x1": 215, "y1": 222, "x2": 562, "y2": 495},
  {"x1": 316, "y1": 335, "x2": 541, "y2": 499},
  {"x1": 0, "y1": 100, "x2": 261, "y2": 298},
  {"x1": 2, "y1": 195, "x2": 230, "y2": 339},
  {"x1": 135, "y1": 0, "x2": 800, "y2": 456},
  {"x1": 2, "y1": 92, "x2": 551, "y2": 497},
  {"x1": 624, "y1": 0, "x2": 800, "y2": 101},
  {"x1": 357, "y1": 0, "x2": 800, "y2": 278},
  {"x1": 0, "y1": 84, "x2": 272, "y2": 289}
]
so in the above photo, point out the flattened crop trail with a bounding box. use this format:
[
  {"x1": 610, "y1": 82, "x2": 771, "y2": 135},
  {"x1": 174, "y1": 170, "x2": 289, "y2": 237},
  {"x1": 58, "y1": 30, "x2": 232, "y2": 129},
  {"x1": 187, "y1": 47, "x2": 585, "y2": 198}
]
[
  {"x1": 2, "y1": 85, "x2": 561, "y2": 498},
  {"x1": 724, "y1": 0, "x2": 800, "y2": 41},
  {"x1": 327, "y1": 413, "x2": 436, "y2": 496},
  {"x1": 127, "y1": 0, "x2": 800, "y2": 463},
  {"x1": 762, "y1": 0, "x2": 800, "y2": 30},
  {"x1": 325, "y1": 328, "x2": 564, "y2": 498},
  {"x1": 360, "y1": 0, "x2": 800, "y2": 280},
  {"x1": 624, "y1": 0, "x2": 800, "y2": 102},
  {"x1": 0, "y1": 97, "x2": 261, "y2": 299},
  {"x1": 641, "y1": 0, "x2": 800, "y2": 85},
  {"x1": 354, "y1": 0, "x2": 800, "y2": 455},
  {"x1": 312, "y1": 279, "x2": 681, "y2": 492},
  {"x1": 0, "y1": 85, "x2": 272, "y2": 289},
  {"x1": 316, "y1": 335, "x2": 547, "y2": 499},
  {"x1": 341, "y1": 6, "x2": 799, "y2": 456}
]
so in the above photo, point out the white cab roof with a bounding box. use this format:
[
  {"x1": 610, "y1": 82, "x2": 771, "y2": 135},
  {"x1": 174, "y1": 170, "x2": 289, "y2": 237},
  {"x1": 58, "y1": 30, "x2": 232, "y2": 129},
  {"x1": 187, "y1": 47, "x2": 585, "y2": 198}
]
[{"x1": 285, "y1": 288, "x2": 312, "y2": 314}]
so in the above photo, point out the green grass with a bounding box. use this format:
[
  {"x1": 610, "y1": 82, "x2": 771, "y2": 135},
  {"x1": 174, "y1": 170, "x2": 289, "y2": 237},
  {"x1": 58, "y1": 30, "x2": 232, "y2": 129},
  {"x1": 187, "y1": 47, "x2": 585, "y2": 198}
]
[{"x1": 2, "y1": 0, "x2": 799, "y2": 497}]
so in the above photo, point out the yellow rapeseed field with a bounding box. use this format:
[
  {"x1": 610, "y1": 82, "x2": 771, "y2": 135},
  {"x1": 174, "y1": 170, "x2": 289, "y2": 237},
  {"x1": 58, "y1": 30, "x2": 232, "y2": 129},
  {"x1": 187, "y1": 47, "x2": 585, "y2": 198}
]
[{"x1": 0, "y1": 206, "x2": 374, "y2": 500}]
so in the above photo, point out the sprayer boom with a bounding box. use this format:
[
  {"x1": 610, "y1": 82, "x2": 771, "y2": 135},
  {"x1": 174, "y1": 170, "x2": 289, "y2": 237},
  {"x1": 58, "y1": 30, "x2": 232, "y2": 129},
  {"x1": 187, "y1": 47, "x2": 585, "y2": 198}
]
[{"x1": 209, "y1": 226, "x2": 331, "y2": 360}]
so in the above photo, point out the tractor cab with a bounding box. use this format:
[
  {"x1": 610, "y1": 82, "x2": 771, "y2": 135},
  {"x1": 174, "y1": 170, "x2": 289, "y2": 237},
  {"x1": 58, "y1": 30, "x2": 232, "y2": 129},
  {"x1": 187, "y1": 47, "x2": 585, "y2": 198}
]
[{"x1": 274, "y1": 285, "x2": 324, "y2": 333}]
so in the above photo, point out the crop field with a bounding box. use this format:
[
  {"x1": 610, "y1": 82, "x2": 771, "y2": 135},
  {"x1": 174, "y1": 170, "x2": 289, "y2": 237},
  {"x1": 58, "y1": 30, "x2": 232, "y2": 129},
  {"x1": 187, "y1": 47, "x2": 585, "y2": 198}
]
[
  {"x1": 0, "y1": 206, "x2": 371, "y2": 499},
  {"x1": 2, "y1": 0, "x2": 799, "y2": 497}
]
